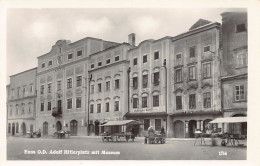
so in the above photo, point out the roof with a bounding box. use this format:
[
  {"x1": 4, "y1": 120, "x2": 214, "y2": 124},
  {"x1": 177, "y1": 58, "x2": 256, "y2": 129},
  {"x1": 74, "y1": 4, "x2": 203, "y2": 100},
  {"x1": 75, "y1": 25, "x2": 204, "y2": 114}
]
[
  {"x1": 125, "y1": 112, "x2": 168, "y2": 117},
  {"x1": 189, "y1": 19, "x2": 212, "y2": 30},
  {"x1": 99, "y1": 120, "x2": 142, "y2": 126},
  {"x1": 209, "y1": 117, "x2": 247, "y2": 123}
]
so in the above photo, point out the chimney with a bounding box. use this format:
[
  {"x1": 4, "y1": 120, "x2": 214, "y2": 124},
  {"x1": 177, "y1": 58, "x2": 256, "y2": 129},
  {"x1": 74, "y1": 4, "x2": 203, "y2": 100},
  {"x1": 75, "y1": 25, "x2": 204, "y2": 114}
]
[{"x1": 128, "y1": 33, "x2": 136, "y2": 46}]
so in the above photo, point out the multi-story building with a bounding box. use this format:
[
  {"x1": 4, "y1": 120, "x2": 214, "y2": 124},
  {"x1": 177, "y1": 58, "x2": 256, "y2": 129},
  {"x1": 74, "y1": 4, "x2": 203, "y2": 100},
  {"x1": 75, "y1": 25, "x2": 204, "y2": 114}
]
[
  {"x1": 220, "y1": 12, "x2": 247, "y2": 135},
  {"x1": 167, "y1": 19, "x2": 222, "y2": 138},
  {"x1": 36, "y1": 38, "x2": 118, "y2": 136},
  {"x1": 6, "y1": 68, "x2": 37, "y2": 136},
  {"x1": 88, "y1": 40, "x2": 133, "y2": 135},
  {"x1": 126, "y1": 36, "x2": 171, "y2": 136}
]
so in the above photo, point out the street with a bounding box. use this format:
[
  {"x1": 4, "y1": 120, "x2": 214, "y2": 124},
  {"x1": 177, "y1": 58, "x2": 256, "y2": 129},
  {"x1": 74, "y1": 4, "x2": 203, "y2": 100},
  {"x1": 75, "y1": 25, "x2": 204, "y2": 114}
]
[{"x1": 7, "y1": 136, "x2": 246, "y2": 160}]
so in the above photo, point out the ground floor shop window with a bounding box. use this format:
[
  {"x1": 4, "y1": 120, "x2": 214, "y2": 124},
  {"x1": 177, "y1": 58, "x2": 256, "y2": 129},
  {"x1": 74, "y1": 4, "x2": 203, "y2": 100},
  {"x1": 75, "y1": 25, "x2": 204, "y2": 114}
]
[{"x1": 155, "y1": 119, "x2": 161, "y2": 131}]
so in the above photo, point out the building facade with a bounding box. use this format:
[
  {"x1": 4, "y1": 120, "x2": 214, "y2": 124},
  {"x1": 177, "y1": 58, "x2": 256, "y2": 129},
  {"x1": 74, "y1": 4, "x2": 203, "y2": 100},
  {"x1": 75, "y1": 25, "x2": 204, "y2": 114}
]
[
  {"x1": 126, "y1": 37, "x2": 171, "y2": 136},
  {"x1": 7, "y1": 68, "x2": 37, "y2": 136},
  {"x1": 220, "y1": 12, "x2": 247, "y2": 135},
  {"x1": 167, "y1": 20, "x2": 222, "y2": 138},
  {"x1": 88, "y1": 42, "x2": 132, "y2": 135},
  {"x1": 36, "y1": 38, "x2": 118, "y2": 136}
]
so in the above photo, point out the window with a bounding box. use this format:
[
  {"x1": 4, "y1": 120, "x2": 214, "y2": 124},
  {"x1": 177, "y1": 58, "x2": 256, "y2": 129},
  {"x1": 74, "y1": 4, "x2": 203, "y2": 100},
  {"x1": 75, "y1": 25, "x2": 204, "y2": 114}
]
[
  {"x1": 175, "y1": 69, "x2": 182, "y2": 83},
  {"x1": 203, "y1": 63, "x2": 211, "y2": 78},
  {"x1": 133, "y1": 77, "x2": 138, "y2": 89},
  {"x1": 154, "y1": 51, "x2": 159, "y2": 60},
  {"x1": 68, "y1": 53, "x2": 73, "y2": 60},
  {"x1": 67, "y1": 98, "x2": 72, "y2": 109},
  {"x1": 189, "y1": 94, "x2": 196, "y2": 109},
  {"x1": 236, "y1": 52, "x2": 247, "y2": 68},
  {"x1": 133, "y1": 58, "x2": 137, "y2": 66},
  {"x1": 190, "y1": 46, "x2": 196, "y2": 57},
  {"x1": 8, "y1": 123, "x2": 11, "y2": 133},
  {"x1": 40, "y1": 85, "x2": 44, "y2": 94},
  {"x1": 176, "y1": 53, "x2": 181, "y2": 60},
  {"x1": 143, "y1": 74, "x2": 148, "y2": 88},
  {"x1": 106, "y1": 81, "x2": 110, "y2": 91},
  {"x1": 67, "y1": 78, "x2": 72, "y2": 89},
  {"x1": 47, "y1": 83, "x2": 52, "y2": 93},
  {"x1": 97, "y1": 104, "x2": 101, "y2": 113},
  {"x1": 91, "y1": 64, "x2": 94, "y2": 69},
  {"x1": 98, "y1": 83, "x2": 102, "y2": 92},
  {"x1": 76, "y1": 97, "x2": 81, "y2": 108},
  {"x1": 142, "y1": 97, "x2": 148, "y2": 108},
  {"x1": 48, "y1": 102, "x2": 51, "y2": 111},
  {"x1": 189, "y1": 66, "x2": 196, "y2": 80},
  {"x1": 90, "y1": 104, "x2": 94, "y2": 113},
  {"x1": 48, "y1": 60, "x2": 53, "y2": 66},
  {"x1": 115, "y1": 56, "x2": 119, "y2": 61},
  {"x1": 203, "y1": 46, "x2": 210, "y2": 53},
  {"x1": 98, "y1": 62, "x2": 102, "y2": 66},
  {"x1": 153, "y1": 95, "x2": 159, "y2": 107},
  {"x1": 91, "y1": 85, "x2": 94, "y2": 94},
  {"x1": 115, "y1": 79, "x2": 120, "y2": 89},
  {"x1": 17, "y1": 87, "x2": 20, "y2": 96},
  {"x1": 41, "y1": 63, "x2": 45, "y2": 68},
  {"x1": 155, "y1": 119, "x2": 161, "y2": 131},
  {"x1": 235, "y1": 85, "x2": 245, "y2": 101},
  {"x1": 236, "y1": 23, "x2": 246, "y2": 33},
  {"x1": 76, "y1": 76, "x2": 82, "y2": 87},
  {"x1": 176, "y1": 96, "x2": 182, "y2": 110},
  {"x1": 16, "y1": 106, "x2": 18, "y2": 115},
  {"x1": 57, "y1": 81, "x2": 61, "y2": 91},
  {"x1": 30, "y1": 85, "x2": 33, "y2": 92},
  {"x1": 23, "y1": 87, "x2": 25, "y2": 96},
  {"x1": 133, "y1": 98, "x2": 138, "y2": 108},
  {"x1": 114, "y1": 101, "x2": 119, "y2": 111},
  {"x1": 143, "y1": 55, "x2": 147, "y2": 63},
  {"x1": 106, "y1": 59, "x2": 110, "y2": 64},
  {"x1": 106, "y1": 102, "x2": 110, "y2": 112},
  {"x1": 41, "y1": 102, "x2": 44, "y2": 111},
  {"x1": 203, "y1": 92, "x2": 211, "y2": 108},
  {"x1": 59, "y1": 47, "x2": 62, "y2": 53},
  {"x1": 21, "y1": 106, "x2": 24, "y2": 114},
  {"x1": 144, "y1": 119, "x2": 150, "y2": 130},
  {"x1": 153, "y1": 72, "x2": 160, "y2": 85},
  {"x1": 77, "y1": 50, "x2": 82, "y2": 57}
]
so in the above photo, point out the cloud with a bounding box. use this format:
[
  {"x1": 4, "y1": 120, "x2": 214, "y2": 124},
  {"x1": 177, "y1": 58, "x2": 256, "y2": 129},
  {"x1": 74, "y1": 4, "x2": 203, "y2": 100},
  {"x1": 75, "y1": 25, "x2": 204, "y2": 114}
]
[
  {"x1": 75, "y1": 17, "x2": 114, "y2": 36},
  {"x1": 30, "y1": 21, "x2": 54, "y2": 39},
  {"x1": 132, "y1": 16, "x2": 160, "y2": 36}
]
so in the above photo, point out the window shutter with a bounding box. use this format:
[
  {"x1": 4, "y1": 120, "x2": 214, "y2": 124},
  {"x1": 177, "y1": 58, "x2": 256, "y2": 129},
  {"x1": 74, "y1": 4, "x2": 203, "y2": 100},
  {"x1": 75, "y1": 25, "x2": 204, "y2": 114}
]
[
  {"x1": 130, "y1": 78, "x2": 133, "y2": 87},
  {"x1": 151, "y1": 73, "x2": 154, "y2": 83}
]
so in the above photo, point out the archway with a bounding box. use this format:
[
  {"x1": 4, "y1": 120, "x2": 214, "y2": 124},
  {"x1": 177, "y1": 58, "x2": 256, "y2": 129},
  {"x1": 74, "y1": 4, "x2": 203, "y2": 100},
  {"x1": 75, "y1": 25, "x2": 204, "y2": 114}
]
[
  {"x1": 173, "y1": 120, "x2": 184, "y2": 138},
  {"x1": 56, "y1": 121, "x2": 62, "y2": 131},
  {"x1": 188, "y1": 120, "x2": 197, "y2": 138},
  {"x1": 12, "y1": 123, "x2": 15, "y2": 136},
  {"x1": 94, "y1": 121, "x2": 100, "y2": 135},
  {"x1": 43, "y1": 122, "x2": 48, "y2": 136},
  {"x1": 70, "y1": 120, "x2": 78, "y2": 136},
  {"x1": 21, "y1": 122, "x2": 26, "y2": 135}
]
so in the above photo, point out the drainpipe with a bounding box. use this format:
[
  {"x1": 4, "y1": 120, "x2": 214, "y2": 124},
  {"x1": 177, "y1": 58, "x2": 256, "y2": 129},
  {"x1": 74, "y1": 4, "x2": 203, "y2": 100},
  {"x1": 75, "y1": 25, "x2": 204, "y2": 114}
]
[
  {"x1": 126, "y1": 67, "x2": 131, "y2": 120},
  {"x1": 87, "y1": 74, "x2": 92, "y2": 136},
  {"x1": 162, "y1": 59, "x2": 167, "y2": 133}
]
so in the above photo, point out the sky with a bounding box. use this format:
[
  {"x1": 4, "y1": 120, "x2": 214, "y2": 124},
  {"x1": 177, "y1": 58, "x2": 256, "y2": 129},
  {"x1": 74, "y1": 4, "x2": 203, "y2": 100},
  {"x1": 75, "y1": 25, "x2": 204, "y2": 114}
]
[{"x1": 6, "y1": 8, "x2": 242, "y2": 84}]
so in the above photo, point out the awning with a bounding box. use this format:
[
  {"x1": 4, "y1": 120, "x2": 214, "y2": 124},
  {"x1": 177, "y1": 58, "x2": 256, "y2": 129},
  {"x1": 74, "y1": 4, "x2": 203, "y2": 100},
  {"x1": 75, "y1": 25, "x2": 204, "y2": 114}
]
[
  {"x1": 99, "y1": 120, "x2": 143, "y2": 126},
  {"x1": 209, "y1": 117, "x2": 247, "y2": 123}
]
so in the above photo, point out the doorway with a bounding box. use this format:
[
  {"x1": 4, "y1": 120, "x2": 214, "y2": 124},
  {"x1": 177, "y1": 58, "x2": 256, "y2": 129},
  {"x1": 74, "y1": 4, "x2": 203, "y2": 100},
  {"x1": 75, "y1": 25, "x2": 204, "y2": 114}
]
[
  {"x1": 188, "y1": 120, "x2": 197, "y2": 138},
  {"x1": 12, "y1": 123, "x2": 15, "y2": 136},
  {"x1": 94, "y1": 121, "x2": 100, "y2": 135},
  {"x1": 56, "y1": 121, "x2": 62, "y2": 131},
  {"x1": 21, "y1": 122, "x2": 26, "y2": 135},
  {"x1": 43, "y1": 122, "x2": 48, "y2": 136},
  {"x1": 70, "y1": 120, "x2": 78, "y2": 136},
  {"x1": 173, "y1": 120, "x2": 184, "y2": 138}
]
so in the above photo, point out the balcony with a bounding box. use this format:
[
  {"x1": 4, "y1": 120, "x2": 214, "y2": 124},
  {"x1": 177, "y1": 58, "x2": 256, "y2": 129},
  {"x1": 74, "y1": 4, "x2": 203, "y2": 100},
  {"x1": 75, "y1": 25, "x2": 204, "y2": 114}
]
[{"x1": 52, "y1": 107, "x2": 62, "y2": 117}]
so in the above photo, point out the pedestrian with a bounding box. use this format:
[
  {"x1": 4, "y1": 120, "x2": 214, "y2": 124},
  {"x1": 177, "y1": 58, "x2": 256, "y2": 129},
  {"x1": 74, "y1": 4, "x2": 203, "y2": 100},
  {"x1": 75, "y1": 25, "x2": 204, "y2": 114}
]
[
  {"x1": 147, "y1": 126, "x2": 155, "y2": 143},
  {"x1": 38, "y1": 129, "x2": 41, "y2": 138},
  {"x1": 160, "y1": 126, "x2": 165, "y2": 135}
]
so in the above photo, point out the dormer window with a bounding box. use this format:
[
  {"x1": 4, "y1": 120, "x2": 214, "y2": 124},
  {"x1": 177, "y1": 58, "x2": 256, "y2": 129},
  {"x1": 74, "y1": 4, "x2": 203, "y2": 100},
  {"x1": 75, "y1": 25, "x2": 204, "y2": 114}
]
[
  {"x1": 236, "y1": 23, "x2": 246, "y2": 33},
  {"x1": 203, "y1": 46, "x2": 210, "y2": 53},
  {"x1": 41, "y1": 63, "x2": 45, "y2": 68},
  {"x1": 68, "y1": 53, "x2": 73, "y2": 60},
  {"x1": 77, "y1": 50, "x2": 82, "y2": 57},
  {"x1": 176, "y1": 53, "x2": 182, "y2": 60},
  {"x1": 98, "y1": 62, "x2": 102, "y2": 66},
  {"x1": 48, "y1": 60, "x2": 53, "y2": 66},
  {"x1": 106, "y1": 59, "x2": 111, "y2": 64},
  {"x1": 115, "y1": 56, "x2": 119, "y2": 62},
  {"x1": 91, "y1": 64, "x2": 94, "y2": 69}
]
